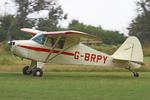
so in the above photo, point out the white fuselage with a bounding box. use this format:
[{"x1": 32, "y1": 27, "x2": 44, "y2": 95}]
[{"x1": 10, "y1": 39, "x2": 133, "y2": 69}]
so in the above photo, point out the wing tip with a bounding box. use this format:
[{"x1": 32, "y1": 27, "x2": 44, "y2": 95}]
[{"x1": 20, "y1": 28, "x2": 41, "y2": 35}]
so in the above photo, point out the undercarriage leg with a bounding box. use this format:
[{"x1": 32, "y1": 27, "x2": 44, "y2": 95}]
[{"x1": 22, "y1": 61, "x2": 44, "y2": 77}]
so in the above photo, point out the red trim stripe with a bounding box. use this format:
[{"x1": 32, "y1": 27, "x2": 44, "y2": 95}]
[{"x1": 18, "y1": 45, "x2": 74, "y2": 56}]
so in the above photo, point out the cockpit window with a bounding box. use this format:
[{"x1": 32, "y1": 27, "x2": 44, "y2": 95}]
[
  {"x1": 58, "y1": 37, "x2": 65, "y2": 49},
  {"x1": 32, "y1": 33, "x2": 45, "y2": 45},
  {"x1": 45, "y1": 37, "x2": 55, "y2": 47},
  {"x1": 45, "y1": 37, "x2": 65, "y2": 49},
  {"x1": 32, "y1": 33, "x2": 65, "y2": 49}
]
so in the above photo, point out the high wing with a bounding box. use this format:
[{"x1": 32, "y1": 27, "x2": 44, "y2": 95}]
[
  {"x1": 21, "y1": 28, "x2": 42, "y2": 35},
  {"x1": 20, "y1": 28, "x2": 98, "y2": 40}
]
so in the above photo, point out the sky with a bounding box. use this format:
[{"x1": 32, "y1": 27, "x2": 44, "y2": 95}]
[
  {"x1": 59, "y1": 0, "x2": 137, "y2": 35},
  {"x1": 0, "y1": 0, "x2": 138, "y2": 35}
]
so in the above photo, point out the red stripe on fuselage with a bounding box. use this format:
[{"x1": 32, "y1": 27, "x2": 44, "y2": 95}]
[{"x1": 17, "y1": 45, "x2": 74, "y2": 56}]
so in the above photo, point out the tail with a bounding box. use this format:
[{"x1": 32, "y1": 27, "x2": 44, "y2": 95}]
[{"x1": 111, "y1": 36, "x2": 144, "y2": 67}]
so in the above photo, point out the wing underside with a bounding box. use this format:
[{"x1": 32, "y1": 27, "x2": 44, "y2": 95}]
[{"x1": 20, "y1": 28, "x2": 99, "y2": 41}]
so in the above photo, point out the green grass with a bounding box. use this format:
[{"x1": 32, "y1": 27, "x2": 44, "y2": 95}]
[
  {"x1": 0, "y1": 72, "x2": 150, "y2": 100},
  {"x1": 144, "y1": 56, "x2": 150, "y2": 61}
]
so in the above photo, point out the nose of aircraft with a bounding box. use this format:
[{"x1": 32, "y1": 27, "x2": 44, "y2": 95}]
[
  {"x1": 8, "y1": 41, "x2": 15, "y2": 47},
  {"x1": 8, "y1": 40, "x2": 18, "y2": 54},
  {"x1": 8, "y1": 40, "x2": 21, "y2": 56},
  {"x1": 8, "y1": 40, "x2": 29, "y2": 58}
]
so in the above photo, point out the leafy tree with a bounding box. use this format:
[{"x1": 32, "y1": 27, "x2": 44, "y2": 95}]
[
  {"x1": 38, "y1": 5, "x2": 67, "y2": 31},
  {"x1": 0, "y1": 28, "x2": 6, "y2": 42},
  {"x1": 128, "y1": 0, "x2": 150, "y2": 44},
  {"x1": 0, "y1": 0, "x2": 66, "y2": 41},
  {"x1": 69, "y1": 20, "x2": 126, "y2": 45},
  {"x1": 0, "y1": 15, "x2": 15, "y2": 41},
  {"x1": 14, "y1": 0, "x2": 66, "y2": 38}
]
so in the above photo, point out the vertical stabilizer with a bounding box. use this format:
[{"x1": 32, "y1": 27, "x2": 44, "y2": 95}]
[{"x1": 111, "y1": 36, "x2": 143, "y2": 64}]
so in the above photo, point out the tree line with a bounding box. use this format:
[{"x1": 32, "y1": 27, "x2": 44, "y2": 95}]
[
  {"x1": 128, "y1": 0, "x2": 150, "y2": 45},
  {"x1": 0, "y1": 0, "x2": 149, "y2": 45},
  {"x1": 0, "y1": 0, "x2": 67, "y2": 40}
]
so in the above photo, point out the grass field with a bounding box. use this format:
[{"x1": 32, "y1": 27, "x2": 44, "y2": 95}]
[{"x1": 0, "y1": 72, "x2": 150, "y2": 100}]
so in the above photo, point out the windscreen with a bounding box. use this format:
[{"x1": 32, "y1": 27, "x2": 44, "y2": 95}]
[{"x1": 31, "y1": 33, "x2": 45, "y2": 45}]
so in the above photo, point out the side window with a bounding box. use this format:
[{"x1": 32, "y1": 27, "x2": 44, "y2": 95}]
[
  {"x1": 58, "y1": 37, "x2": 65, "y2": 49},
  {"x1": 45, "y1": 37, "x2": 65, "y2": 49},
  {"x1": 45, "y1": 37, "x2": 57, "y2": 47},
  {"x1": 45, "y1": 37, "x2": 52, "y2": 47}
]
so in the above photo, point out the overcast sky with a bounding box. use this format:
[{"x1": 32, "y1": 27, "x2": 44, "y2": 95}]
[
  {"x1": 0, "y1": 0, "x2": 138, "y2": 35},
  {"x1": 59, "y1": 0, "x2": 138, "y2": 35}
]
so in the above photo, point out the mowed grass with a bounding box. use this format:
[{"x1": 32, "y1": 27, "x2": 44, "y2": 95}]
[{"x1": 0, "y1": 72, "x2": 150, "y2": 100}]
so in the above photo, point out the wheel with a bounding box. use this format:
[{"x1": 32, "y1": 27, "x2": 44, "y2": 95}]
[
  {"x1": 133, "y1": 72, "x2": 139, "y2": 77},
  {"x1": 32, "y1": 68, "x2": 43, "y2": 77},
  {"x1": 23, "y1": 66, "x2": 32, "y2": 75}
]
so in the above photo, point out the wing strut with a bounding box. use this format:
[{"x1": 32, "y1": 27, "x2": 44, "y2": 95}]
[
  {"x1": 47, "y1": 43, "x2": 76, "y2": 63},
  {"x1": 44, "y1": 36, "x2": 61, "y2": 62},
  {"x1": 44, "y1": 37, "x2": 77, "y2": 63}
]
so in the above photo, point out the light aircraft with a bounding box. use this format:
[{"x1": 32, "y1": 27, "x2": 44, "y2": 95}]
[{"x1": 8, "y1": 28, "x2": 144, "y2": 77}]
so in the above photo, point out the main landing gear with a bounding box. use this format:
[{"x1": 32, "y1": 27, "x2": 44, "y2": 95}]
[
  {"x1": 22, "y1": 61, "x2": 44, "y2": 77},
  {"x1": 126, "y1": 67, "x2": 139, "y2": 77}
]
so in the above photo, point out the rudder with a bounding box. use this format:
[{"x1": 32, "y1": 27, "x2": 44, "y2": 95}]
[{"x1": 111, "y1": 36, "x2": 143, "y2": 64}]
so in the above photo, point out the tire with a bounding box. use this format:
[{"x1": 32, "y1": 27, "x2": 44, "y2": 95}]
[
  {"x1": 32, "y1": 68, "x2": 43, "y2": 77},
  {"x1": 22, "y1": 66, "x2": 32, "y2": 75},
  {"x1": 133, "y1": 72, "x2": 139, "y2": 77}
]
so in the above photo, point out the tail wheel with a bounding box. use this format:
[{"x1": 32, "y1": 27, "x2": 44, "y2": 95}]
[
  {"x1": 23, "y1": 66, "x2": 32, "y2": 75},
  {"x1": 32, "y1": 68, "x2": 43, "y2": 77},
  {"x1": 133, "y1": 72, "x2": 139, "y2": 77},
  {"x1": 126, "y1": 67, "x2": 139, "y2": 78}
]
